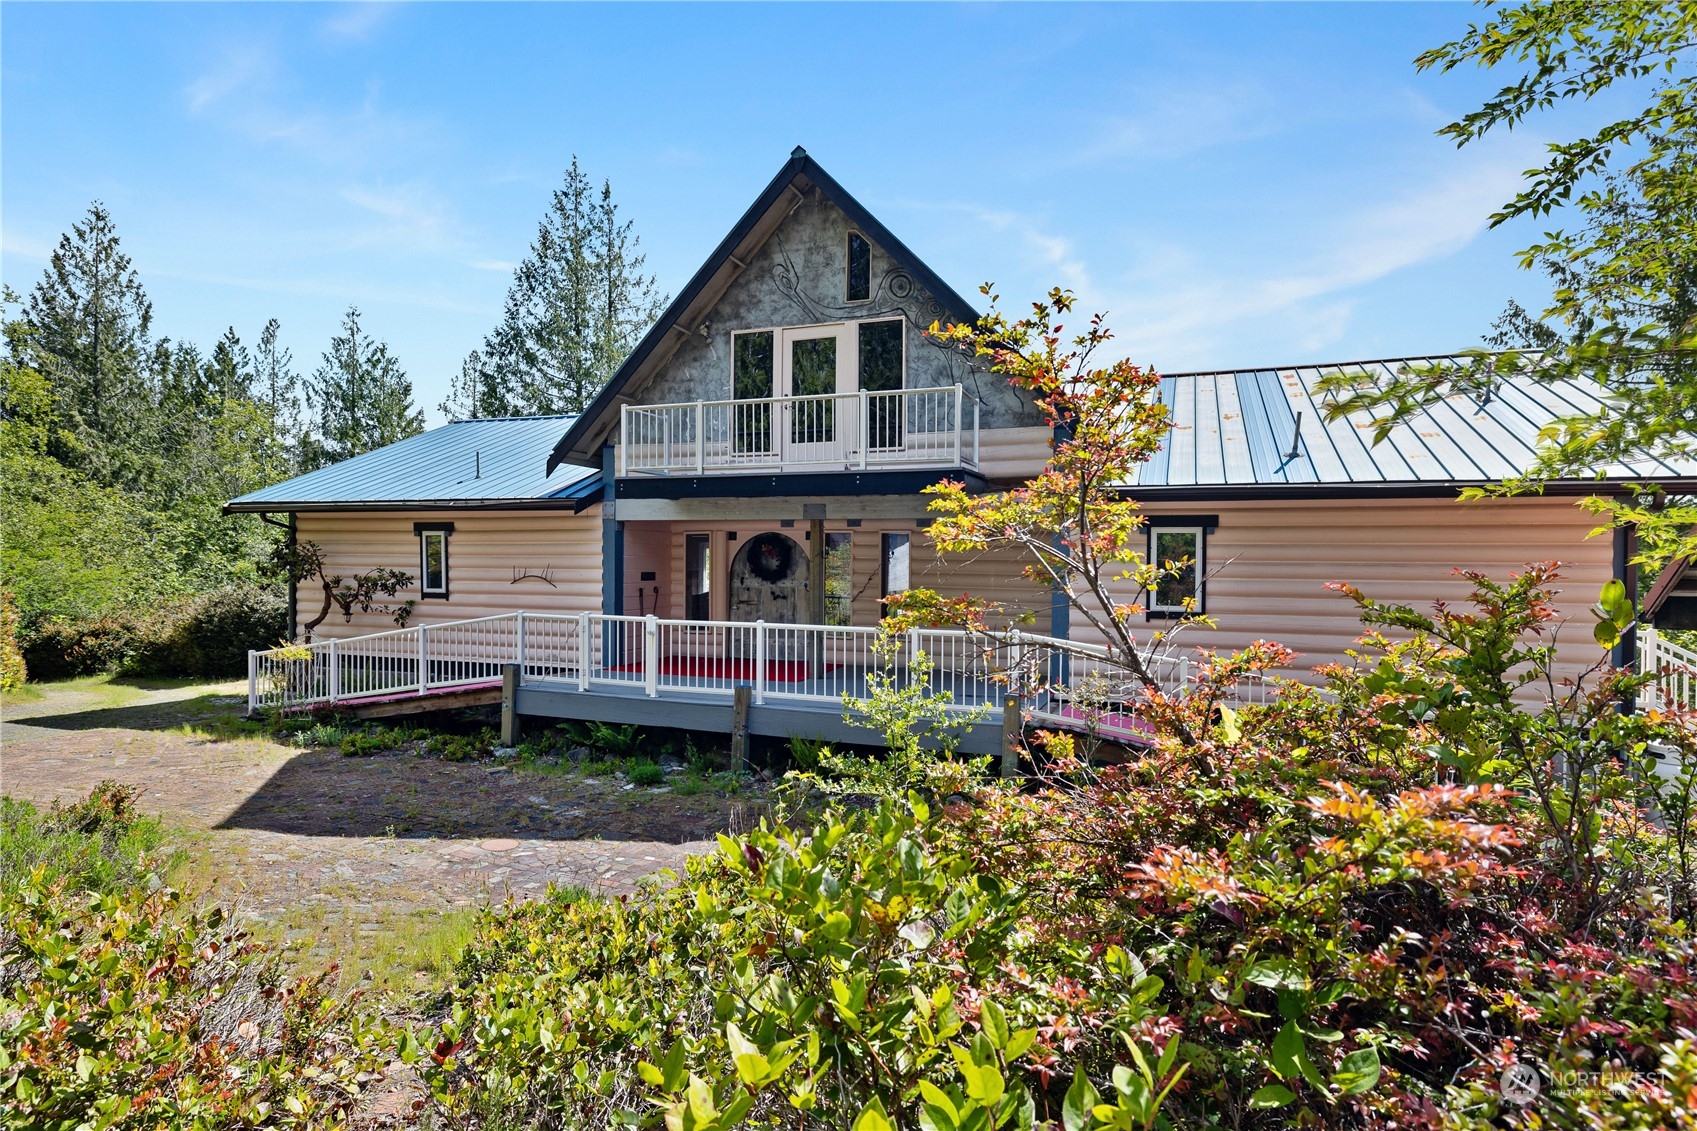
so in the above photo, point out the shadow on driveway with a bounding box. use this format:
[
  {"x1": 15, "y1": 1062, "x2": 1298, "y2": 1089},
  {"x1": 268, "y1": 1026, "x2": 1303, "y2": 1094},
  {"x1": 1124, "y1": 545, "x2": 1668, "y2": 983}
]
[{"x1": 214, "y1": 747, "x2": 755, "y2": 844}]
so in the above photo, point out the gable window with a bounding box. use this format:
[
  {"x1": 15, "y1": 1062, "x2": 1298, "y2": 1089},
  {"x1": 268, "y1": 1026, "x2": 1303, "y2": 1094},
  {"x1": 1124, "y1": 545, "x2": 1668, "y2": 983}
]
[
  {"x1": 880, "y1": 532, "x2": 910, "y2": 612},
  {"x1": 847, "y1": 232, "x2": 871, "y2": 302},
  {"x1": 414, "y1": 522, "x2": 454, "y2": 598},
  {"x1": 685, "y1": 533, "x2": 712, "y2": 620},
  {"x1": 1147, "y1": 524, "x2": 1205, "y2": 616}
]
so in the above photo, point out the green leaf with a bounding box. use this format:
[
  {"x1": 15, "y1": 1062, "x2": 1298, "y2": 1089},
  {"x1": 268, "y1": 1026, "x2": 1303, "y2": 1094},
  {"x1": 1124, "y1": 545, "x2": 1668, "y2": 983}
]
[
  {"x1": 1272, "y1": 1021, "x2": 1325, "y2": 1091},
  {"x1": 820, "y1": 910, "x2": 853, "y2": 941},
  {"x1": 637, "y1": 1061, "x2": 665, "y2": 1087},
  {"x1": 1219, "y1": 705, "x2": 1243, "y2": 744},
  {"x1": 1333, "y1": 1046, "x2": 1382, "y2": 1095},
  {"x1": 1249, "y1": 1084, "x2": 1296, "y2": 1109},
  {"x1": 980, "y1": 998, "x2": 1011, "y2": 1050},
  {"x1": 1063, "y1": 1070, "x2": 1100, "y2": 1131},
  {"x1": 1244, "y1": 957, "x2": 1311, "y2": 991},
  {"x1": 853, "y1": 1097, "x2": 896, "y2": 1131}
]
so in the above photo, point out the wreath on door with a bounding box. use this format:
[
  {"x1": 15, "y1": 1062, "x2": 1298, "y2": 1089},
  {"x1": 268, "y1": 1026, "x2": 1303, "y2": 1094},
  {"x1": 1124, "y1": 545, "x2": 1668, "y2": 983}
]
[{"x1": 745, "y1": 533, "x2": 797, "y2": 583}]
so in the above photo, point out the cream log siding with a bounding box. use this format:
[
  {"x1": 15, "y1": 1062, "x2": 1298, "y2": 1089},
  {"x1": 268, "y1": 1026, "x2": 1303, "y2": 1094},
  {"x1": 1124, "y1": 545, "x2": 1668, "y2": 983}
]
[
  {"x1": 975, "y1": 426, "x2": 1052, "y2": 482},
  {"x1": 1076, "y1": 496, "x2": 1616, "y2": 681},
  {"x1": 293, "y1": 510, "x2": 601, "y2": 638}
]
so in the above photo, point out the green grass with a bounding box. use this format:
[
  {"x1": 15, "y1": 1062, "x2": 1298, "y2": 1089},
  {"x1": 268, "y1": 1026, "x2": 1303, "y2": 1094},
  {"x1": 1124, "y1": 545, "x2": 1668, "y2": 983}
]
[
  {"x1": 0, "y1": 682, "x2": 44, "y2": 703},
  {"x1": 0, "y1": 784, "x2": 182, "y2": 895}
]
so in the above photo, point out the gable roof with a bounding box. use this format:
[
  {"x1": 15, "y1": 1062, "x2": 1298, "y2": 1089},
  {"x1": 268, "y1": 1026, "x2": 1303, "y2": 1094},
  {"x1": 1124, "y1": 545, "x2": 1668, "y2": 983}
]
[
  {"x1": 225, "y1": 415, "x2": 601, "y2": 513},
  {"x1": 1125, "y1": 355, "x2": 1697, "y2": 498},
  {"x1": 546, "y1": 147, "x2": 983, "y2": 472}
]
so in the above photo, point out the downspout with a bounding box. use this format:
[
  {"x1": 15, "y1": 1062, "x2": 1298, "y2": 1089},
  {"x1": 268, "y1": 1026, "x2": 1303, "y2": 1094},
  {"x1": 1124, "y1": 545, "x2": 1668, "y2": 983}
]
[
  {"x1": 259, "y1": 512, "x2": 297, "y2": 641},
  {"x1": 1613, "y1": 521, "x2": 1639, "y2": 712}
]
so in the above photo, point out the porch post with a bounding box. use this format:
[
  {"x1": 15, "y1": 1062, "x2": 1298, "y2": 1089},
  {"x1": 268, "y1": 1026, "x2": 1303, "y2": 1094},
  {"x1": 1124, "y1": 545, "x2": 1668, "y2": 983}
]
[
  {"x1": 808, "y1": 516, "x2": 827, "y2": 678},
  {"x1": 601, "y1": 444, "x2": 624, "y2": 668}
]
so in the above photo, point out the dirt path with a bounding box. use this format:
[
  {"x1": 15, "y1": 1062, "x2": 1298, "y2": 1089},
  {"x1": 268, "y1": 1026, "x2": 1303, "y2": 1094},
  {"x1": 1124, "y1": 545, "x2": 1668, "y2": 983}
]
[{"x1": 1, "y1": 678, "x2": 760, "y2": 984}]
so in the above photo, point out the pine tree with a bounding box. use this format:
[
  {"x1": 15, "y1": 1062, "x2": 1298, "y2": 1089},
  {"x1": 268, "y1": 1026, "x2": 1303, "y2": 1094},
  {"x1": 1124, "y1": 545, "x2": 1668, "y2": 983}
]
[
  {"x1": 22, "y1": 202, "x2": 155, "y2": 479},
  {"x1": 254, "y1": 318, "x2": 301, "y2": 481},
  {"x1": 442, "y1": 158, "x2": 667, "y2": 419},
  {"x1": 303, "y1": 306, "x2": 424, "y2": 468}
]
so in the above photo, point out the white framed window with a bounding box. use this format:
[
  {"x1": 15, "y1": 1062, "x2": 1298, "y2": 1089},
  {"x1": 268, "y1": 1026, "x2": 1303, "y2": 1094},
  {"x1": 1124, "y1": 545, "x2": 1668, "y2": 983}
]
[
  {"x1": 880, "y1": 531, "x2": 910, "y2": 613},
  {"x1": 414, "y1": 522, "x2": 453, "y2": 598},
  {"x1": 1147, "y1": 524, "x2": 1204, "y2": 616}
]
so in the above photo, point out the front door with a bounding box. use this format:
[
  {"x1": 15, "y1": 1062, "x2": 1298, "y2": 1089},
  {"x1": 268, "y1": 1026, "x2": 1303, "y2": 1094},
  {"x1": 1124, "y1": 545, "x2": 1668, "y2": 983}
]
[
  {"x1": 779, "y1": 324, "x2": 853, "y2": 465},
  {"x1": 728, "y1": 532, "x2": 809, "y2": 658}
]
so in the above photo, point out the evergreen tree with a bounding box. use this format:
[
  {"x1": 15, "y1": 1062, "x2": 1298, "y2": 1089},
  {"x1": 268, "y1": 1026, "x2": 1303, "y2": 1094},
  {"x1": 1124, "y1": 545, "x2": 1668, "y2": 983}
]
[
  {"x1": 21, "y1": 202, "x2": 155, "y2": 479},
  {"x1": 254, "y1": 318, "x2": 301, "y2": 480},
  {"x1": 442, "y1": 158, "x2": 666, "y2": 419},
  {"x1": 303, "y1": 306, "x2": 424, "y2": 468}
]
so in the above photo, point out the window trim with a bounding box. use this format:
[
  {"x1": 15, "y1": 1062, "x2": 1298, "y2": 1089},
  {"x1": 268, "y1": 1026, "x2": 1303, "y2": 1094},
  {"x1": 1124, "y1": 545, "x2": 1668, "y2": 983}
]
[
  {"x1": 1146, "y1": 523, "x2": 1205, "y2": 619},
  {"x1": 846, "y1": 230, "x2": 872, "y2": 303},
  {"x1": 414, "y1": 521, "x2": 454, "y2": 599}
]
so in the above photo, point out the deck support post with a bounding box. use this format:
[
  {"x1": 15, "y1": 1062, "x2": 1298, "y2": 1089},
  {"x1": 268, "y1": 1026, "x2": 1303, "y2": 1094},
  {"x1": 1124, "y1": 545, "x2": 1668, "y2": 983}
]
[
  {"x1": 501, "y1": 662, "x2": 521, "y2": 747},
  {"x1": 417, "y1": 625, "x2": 429, "y2": 694},
  {"x1": 644, "y1": 615, "x2": 660, "y2": 697},
  {"x1": 999, "y1": 694, "x2": 1021, "y2": 778},
  {"x1": 754, "y1": 621, "x2": 767, "y2": 705},
  {"x1": 731, "y1": 684, "x2": 752, "y2": 771},
  {"x1": 247, "y1": 650, "x2": 258, "y2": 716}
]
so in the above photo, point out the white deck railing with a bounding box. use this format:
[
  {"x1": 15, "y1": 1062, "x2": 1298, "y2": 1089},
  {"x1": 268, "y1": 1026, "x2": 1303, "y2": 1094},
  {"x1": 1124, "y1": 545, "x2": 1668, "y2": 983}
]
[
  {"x1": 619, "y1": 385, "x2": 980, "y2": 476},
  {"x1": 1640, "y1": 626, "x2": 1697, "y2": 712},
  {"x1": 247, "y1": 611, "x2": 1267, "y2": 733}
]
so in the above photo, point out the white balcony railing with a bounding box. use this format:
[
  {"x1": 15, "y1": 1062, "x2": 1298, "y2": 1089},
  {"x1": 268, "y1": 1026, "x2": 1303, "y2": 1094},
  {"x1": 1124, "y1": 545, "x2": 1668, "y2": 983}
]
[
  {"x1": 247, "y1": 610, "x2": 1268, "y2": 747},
  {"x1": 619, "y1": 385, "x2": 980, "y2": 476}
]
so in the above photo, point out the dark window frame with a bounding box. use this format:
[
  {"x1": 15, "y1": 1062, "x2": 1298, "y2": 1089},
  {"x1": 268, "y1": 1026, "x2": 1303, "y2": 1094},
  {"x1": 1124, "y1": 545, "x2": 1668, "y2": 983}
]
[
  {"x1": 847, "y1": 231, "x2": 872, "y2": 303},
  {"x1": 413, "y1": 521, "x2": 455, "y2": 599},
  {"x1": 1145, "y1": 521, "x2": 1210, "y2": 619}
]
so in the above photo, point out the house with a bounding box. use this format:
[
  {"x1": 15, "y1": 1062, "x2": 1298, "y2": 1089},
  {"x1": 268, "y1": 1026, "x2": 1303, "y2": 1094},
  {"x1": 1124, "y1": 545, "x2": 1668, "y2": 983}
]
[{"x1": 228, "y1": 148, "x2": 1697, "y2": 746}]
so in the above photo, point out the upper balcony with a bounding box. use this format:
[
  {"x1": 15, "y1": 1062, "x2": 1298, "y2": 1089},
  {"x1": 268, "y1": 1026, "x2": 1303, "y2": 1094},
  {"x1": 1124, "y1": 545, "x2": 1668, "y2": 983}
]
[{"x1": 618, "y1": 385, "x2": 980, "y2": 477}]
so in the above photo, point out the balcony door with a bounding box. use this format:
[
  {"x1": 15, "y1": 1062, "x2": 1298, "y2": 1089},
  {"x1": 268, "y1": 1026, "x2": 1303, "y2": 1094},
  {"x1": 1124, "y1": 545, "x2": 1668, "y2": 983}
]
[{"x1": 779, "y1": 324, "x2": 854, "y2": 465}]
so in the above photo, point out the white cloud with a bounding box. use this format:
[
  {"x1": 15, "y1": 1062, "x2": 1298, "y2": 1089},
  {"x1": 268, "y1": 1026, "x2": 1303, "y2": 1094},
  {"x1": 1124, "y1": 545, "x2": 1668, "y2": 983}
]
[
  {"x1": 184, "y1": 47, "x2": 271, "y2": 113},
  {"x1": 320, "y1": 3, "x2": 396, "y2": 45},
  {"x1": 340, "y1": 181, "x2": 458, "y2": 251},
  {"x1": 468, "y1": 258, "x2": 517, "y2": 273},
  {"x1": 1071, "y1": 80, "x2": 1281, "y2": 166}
]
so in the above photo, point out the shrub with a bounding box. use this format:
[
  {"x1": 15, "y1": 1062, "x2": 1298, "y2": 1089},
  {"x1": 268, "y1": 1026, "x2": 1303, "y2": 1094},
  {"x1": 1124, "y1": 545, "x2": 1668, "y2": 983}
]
[
  {"x1": 0, "y1": 782, "x2": 171, "y2": 896},
  {"x1": 0, "y1": 591, "x2": 25, "y2": 691},
  {"x1": 427, "y1": 727, "x2": 498, "y2": 763},
  {"x1": 0, "y1": 875, "x2": 388, "y2": 1128},
  {"x1": 408, "y1": 798, "x2": 1169, "y2": 1131},
  {"x1": 123, "y1": 585, "x2": 288, "y2": 679},
  {"x1": 627, "y1": 759, "x2": 666, "y2": 786},
  {"x1": 19, "y1": 612, "x2": 139, "y2": 681},
  {"x1": 339, "y1": 729, "x2": 394, "y2": 758}
]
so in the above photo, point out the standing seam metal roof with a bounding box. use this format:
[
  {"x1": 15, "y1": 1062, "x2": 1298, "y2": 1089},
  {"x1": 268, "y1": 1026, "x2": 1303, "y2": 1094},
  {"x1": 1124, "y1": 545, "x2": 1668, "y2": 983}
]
[
  {"x1": 224, "y1": 415, "x2": 600, "y2": 511},
  {"x1": 1127, "y1": 356, "x2": 1697, "y2": 491}
]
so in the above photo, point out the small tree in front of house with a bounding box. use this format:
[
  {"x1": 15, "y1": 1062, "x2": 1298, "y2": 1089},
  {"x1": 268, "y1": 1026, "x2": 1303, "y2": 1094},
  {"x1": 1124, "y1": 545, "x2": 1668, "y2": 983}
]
[
  {"x1": 889, "y1": 287, "x2": 1222, "y2": 742},
  {"x1": 273, "y1": 540, "x2": 414, "y2": 641}
]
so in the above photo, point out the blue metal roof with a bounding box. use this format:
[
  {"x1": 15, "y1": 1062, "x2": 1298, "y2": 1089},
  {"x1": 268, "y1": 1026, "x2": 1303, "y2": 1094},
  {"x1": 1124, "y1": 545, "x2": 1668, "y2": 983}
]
[
  {"x1": 225, "y1": 415, "x2": 601, "y2": 512},
  {"x1": 1127, "y1": 356, "x2": 1697, "y2": 494}
]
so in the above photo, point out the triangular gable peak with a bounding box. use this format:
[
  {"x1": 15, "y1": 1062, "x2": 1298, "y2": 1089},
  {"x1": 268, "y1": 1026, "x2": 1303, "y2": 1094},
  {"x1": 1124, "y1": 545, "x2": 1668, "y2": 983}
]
[{"x1": 548, "y1": 148, "x2": 1044, "y2": 471}]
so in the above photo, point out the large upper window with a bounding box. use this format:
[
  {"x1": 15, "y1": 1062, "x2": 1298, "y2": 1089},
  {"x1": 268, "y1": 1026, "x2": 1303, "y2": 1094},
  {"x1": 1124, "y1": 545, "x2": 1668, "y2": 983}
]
[
  {"x1": 1147, "y1": 524, "x2": 1204, "y2": 616},
  {"x1": 414, "y1": 522, "x2": 453, "y2": 598},
  {"x1": 859, "y1": 320, "x2": 904, "y2": 448},
  {"x1": 732, "y1": 331, "x2": 775, "y2": 453},
  {"x1": 847, "y1": 232, "x2": 871, "y2": 302}
]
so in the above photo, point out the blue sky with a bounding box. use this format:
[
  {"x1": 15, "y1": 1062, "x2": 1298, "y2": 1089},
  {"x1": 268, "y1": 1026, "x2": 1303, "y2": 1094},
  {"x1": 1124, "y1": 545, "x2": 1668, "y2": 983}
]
[{"x1": 2, "y1": 2, "x2": 1625, "y2": 423}]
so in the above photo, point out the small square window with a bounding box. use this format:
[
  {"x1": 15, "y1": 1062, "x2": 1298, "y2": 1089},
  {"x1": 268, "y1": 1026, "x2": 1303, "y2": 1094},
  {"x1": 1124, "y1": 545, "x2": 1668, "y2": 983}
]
[
  {"x1": 414, "y1": 524, "x2": 453, "y2": 597},
  {"x1": 1148, "y1": 526, "x2": 1203, "y2": 616}
]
